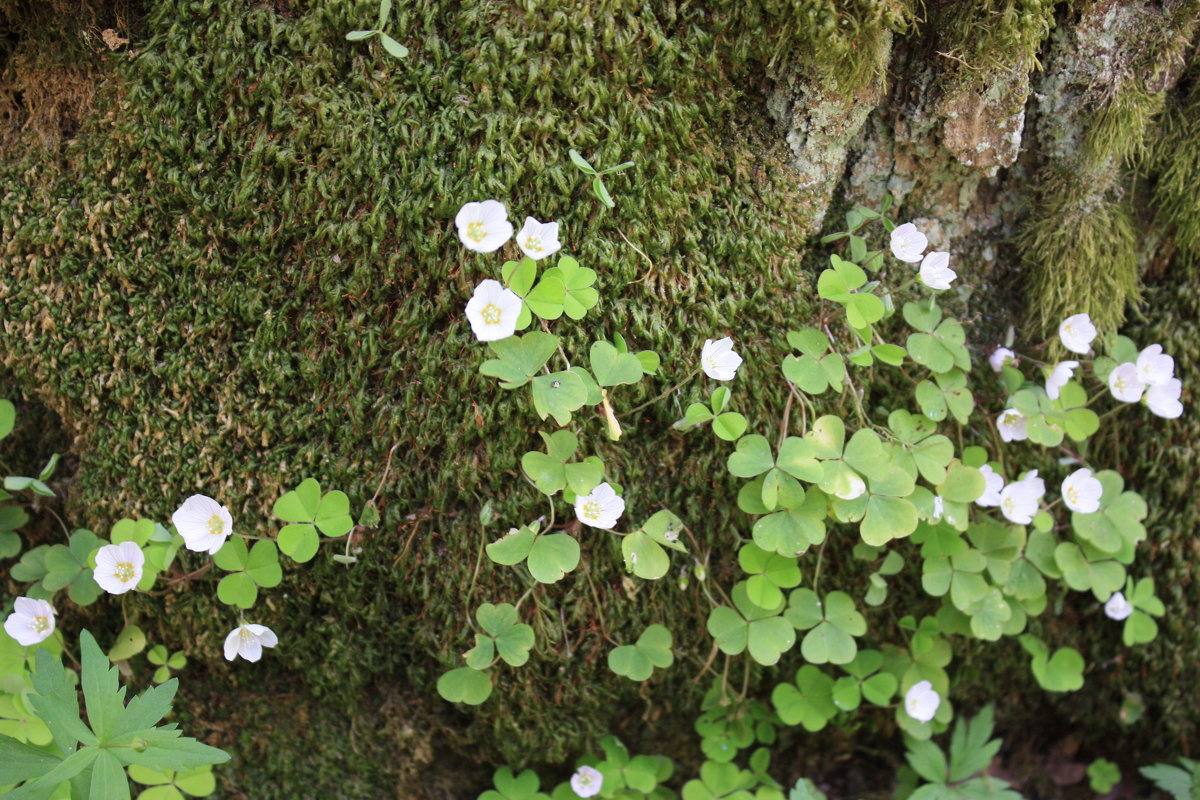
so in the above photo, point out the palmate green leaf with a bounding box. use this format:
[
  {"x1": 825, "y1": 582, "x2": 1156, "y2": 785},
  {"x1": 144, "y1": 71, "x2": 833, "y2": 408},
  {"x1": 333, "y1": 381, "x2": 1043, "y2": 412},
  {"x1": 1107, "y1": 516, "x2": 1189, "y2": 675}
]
[
  {"x1": 273, "y1": 478, "x2": 320, "y2": 521},
  {"x1": 1054, "y1": 543, "x2": 1125, "y2": 600},
  {"x1": 753, "y1": 489, "x2": 827, "y2": 556},
  {"x1": 542, "y1": 256, "x2": 598, "y2": 320},
  {"x1": 727, "y1": 435, "x2": 774, "y2": 478},
  {"x1": 1019, "y1": 635, "x2": 1084, "y2": 692},
  {"x1": 772, "y1": 666, "x2": 837, "y2": 731},
  {"x1": 608, "y1": 624, "x2": 674, "y2": 681},
  {"x1": 482, "y1": 766, "x2": 550, "y2": 800},
  {"x1": 525, "y1": 275, "x2": 565, "y2": 320},
  {"x1": 479, "y1": 332, "x2": 559, "y2": 389}
]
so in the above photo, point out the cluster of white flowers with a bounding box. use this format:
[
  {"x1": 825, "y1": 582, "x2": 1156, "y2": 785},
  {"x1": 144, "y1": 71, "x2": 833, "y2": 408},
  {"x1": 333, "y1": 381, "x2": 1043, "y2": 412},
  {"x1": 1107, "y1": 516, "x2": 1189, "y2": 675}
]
[
  {"x1": 904, "y1": 680, "x2": 940, "y2": 722},
  {"x1": 890, "y1": 222, "x2": 956, "y2": 290},
  {"x1": 458, "y1": 201, "x2": 563, "y2": 343},
  {"x1": 0, "y1": 493, "x2": 281, "y2": 662},
  {"x1": 1109, "y1": 344, "x2": 1182, "y2": 418}
]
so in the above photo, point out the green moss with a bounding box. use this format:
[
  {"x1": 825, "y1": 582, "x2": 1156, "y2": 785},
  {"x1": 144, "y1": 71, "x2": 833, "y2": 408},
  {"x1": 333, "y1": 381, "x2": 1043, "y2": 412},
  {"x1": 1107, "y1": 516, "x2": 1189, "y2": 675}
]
[
  {"x1": 933, "y1": 0, "x2": 1057, "y2": 76},
  {"x1": 1018, "y1": 165, "x2": 1140, "y2": 337},
  {"x1": 1148, "y1": 67, "x2": 1200, "y2": 270}
]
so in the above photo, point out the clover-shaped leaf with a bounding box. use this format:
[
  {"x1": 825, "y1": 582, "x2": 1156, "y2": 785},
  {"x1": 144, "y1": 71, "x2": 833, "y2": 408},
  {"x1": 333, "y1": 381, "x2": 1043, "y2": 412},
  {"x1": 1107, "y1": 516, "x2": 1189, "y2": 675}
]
[
  {"x1": 480, "y1": 767, "x2": 550, "y2": 800},
  {"x1": 273, "y1": 478, "x2": 354, "y2": 563},
  {"x1": 213, "y1": 539, "x2": 283, "y2": 609},
  {"x1": 608, "y1": 624, "x2": 674, "y2": 681},
  {"x1": 530, "y1": 371, "x2": 588, "y2": 425},
  {"x1": 479, "y1": 331, "x2": 559, "y2": 389},
  {"x1": 147, "y1": 645, "x2": 187, "y2": 684},
  {"x1": 40, "y1": 529, "x2": 106, "y2": 605},
  {"x1": 541, "y1": 255, "x2": 598, "y2": 320},
  {"x1": 520, "y1": 431, "x2": 604, "y2": 496},
  {"x1": 128, "y1": 764, "x2": 217, "y2": 799},
  {"x1": 707, "y1": 583, "x2": 796, "y2": 665},
  {"x1": 1019, "y1": 635, "x2": 1084, "y2": 692},
  {"x1": 1122, "y1": 577, "x2": 1165, "y2": 645},
  {"x1": 785, "y1": 589, "x2": 866, "y2": 665},
  {"x1": 915, "y1": 368, "x2": 974, "y2": 424},
  {"x1": 752, "y1": 489, "x2": 827, "y2": 557},
  {"x1": 738, "y1": 543, "x2": 801, "y2": 609},
  {"x1": 907, "y1": 318, "x2": 970, "y2": 374},
  {"x1": 771, "y1": 665, "x2": 837, "y2": 731},
  {"x1": 1054, "y1": 542, "x2": 1125, "y2": 600},
  {"x1": 840, "y1": 649, "x2": 897, "y2": 706},
  {"x1": 527, "y1": 533, "x2": 580, "y2": 584},
  {"x1": 783, "y1": 329, "x2": 846, "y2": 395},
  {"x1": 471, "y1": 603, "x2": 535, "y2": 667},
  {"x1": 682, "y1": 759, "x2": 756, "y2": 800},
  {"x1": 903, "y1": 299, "x2": 943, "y2": 332},
  {"x1": 1070, "y1": 470, "x2": 1146, "y2": 560}
]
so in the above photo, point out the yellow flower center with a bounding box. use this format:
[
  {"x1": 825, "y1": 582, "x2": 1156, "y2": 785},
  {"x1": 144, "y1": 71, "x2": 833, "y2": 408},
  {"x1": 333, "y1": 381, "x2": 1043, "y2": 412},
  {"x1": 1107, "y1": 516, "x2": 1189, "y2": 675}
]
[
  {"x1": 480, "y1": 303, "x2": 502, "y2": 325},
  {"x1": 524, "y1": 235, "x2": 543, "y2": 253},
  {"x1": 581, "y1": 501, "x2": 602, "y2": 520},
  {"x1": 1002, "y1": 497, "x2": 1015, "y2": 515},
  {"x1": 115, "y1": 563, "x2": 136, "y2": 583},
  {"x1": 466, "y1": 221, "x2": 488, "y2": 242},
  {"x1": 207, "y1": 514, "x2": 224, "y2": 535},
  {"x1": 1066, "y1": 486, "x2": 1079, "y2": 505},
  {"x1": 1002, "y1": 412, "x2": 1020, "y2": 427},
  {"x1": 32, "y1": 616, "x2": 50, "y2": 633}
]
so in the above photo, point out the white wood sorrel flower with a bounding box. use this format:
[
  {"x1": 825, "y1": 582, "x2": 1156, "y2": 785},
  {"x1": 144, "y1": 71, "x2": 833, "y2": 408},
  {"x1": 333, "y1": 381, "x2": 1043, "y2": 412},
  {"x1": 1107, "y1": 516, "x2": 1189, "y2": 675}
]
[
  {"x1": 918, "y1": 251, "x2": 956, "y2": 291},
  {"x1": 570, "y1": 766, "x2": 603, "y2": 798},
  {"x1": 172, "y1": 494, "x2": 234, "y2": 555},
  {"x1": 455, "y1": 200, "x2": 513, "y2": 253},
  {"x1": 976, "y1": 465, "x2": 1004, "y2": 507},
  {"x1": 466, "y1": 279, "x2": 523, "y2": 342},
  {"x1": 224, "y1": 623, "x2": 279, "y2": 662},
  {"x1": 1104, "y1": 592, "x2": 1133, "y2": 621},
  {"x1": 1059, "y1": 313, "x2": 1097, "y2": 354},
  {"x1": 1136, "y1": 344, "x2": 1174, "y2": 386},
  {"x1": 93, "y1": 542, "x2": 145, "y2": 595},
  {"x1": 996, "y1": 409, "x2": 1028, "y2": 442},
  {"x1": 1108, "y1": 362, "x2": 1145, "y2": 403},
  {"x1": 1061, "y1": 468, "x2": 1103, "y2": 513},
  {"x1": 4, "y1": 597, "x2": 56, "y2": 646},
  {"x1": 889, "y1": 222, "x2": 927, "y2": 263},
  {"x1": 904, "y1": 680, "x2": 940, "y2": 722},
  {"x1": 516, "y1": 216, "x2": 561, "y2": 261},
  {"x1": 1145, "y1": 378, "x2": 1183, "y2": 419},
  {"x1": 1045, "y1": 360, "x2": 1079, "y2": 400},
  {"x1": 701, "y1": 337, "x2": 743, "y2": 381},
  {"x1": 989, "y1": 347, "x2": 1015, "y2": 373},
  {"x1": 999, "y1": 469, "x2": 1044, "y2": 525},
  {"x1": 574, "y1": 482, "x2": 624, "y2": 530}
]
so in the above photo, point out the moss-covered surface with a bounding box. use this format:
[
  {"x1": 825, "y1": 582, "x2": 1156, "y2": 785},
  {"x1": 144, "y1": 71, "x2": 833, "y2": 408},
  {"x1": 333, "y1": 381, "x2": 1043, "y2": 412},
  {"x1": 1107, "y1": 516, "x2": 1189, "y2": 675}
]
[{"x1": 2, "y1": 1, "x2": 1200, "y2": 797}]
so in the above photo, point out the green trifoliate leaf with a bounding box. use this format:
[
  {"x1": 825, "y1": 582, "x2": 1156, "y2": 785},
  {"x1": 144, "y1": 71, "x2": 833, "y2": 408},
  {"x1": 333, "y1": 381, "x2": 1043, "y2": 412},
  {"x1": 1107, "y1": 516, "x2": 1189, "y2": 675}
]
[
  {"x1": 608, "y1": 624, "x2": 674, "y2": 681},
  {"x1": 479, "y1": 331, "x2": 558, "y2": 389},
  {"x1": 541, "y1": 255, "x2": 598, "y2": 320},
  {"x1": 772, "y1": 665, "x2": 837, "y2": 731},
  {"x1": 907, "y1": 318, "x2": 970, "y2": 374},
  {"x1": 1019, "y1": 635, "x2": 1084, "y2": 692},
  {"x1": 1054, "y1": 543, "x2": 1125, "y2": 600},
  {"x1": 474, "y1": 603, "x2": 535, "y2": 667}
]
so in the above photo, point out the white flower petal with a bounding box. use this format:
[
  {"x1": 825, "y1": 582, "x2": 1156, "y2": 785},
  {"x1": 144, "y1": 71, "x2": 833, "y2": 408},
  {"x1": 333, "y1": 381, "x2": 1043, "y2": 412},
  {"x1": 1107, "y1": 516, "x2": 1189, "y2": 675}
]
[
  {"x1": 1059, "y1": 313, "x2": 1097, "y2": 355},
  {"x1": 456, "y1": 200, "x2": 513, "y2": 253},
  {"x1": 918, "y1": 251, "x2": 955, "y2": 291},
  {"x1": 1104, "y1": 592, "x2": 1133, "y2": 621},
  {"x1": 996, "y1": 410, "x2": 1028, "y2": 442},
  {"x1": 466, "y1": 279, "x2": 522, "y2": 342},
  {"x1": 173, "y1": 495, "x2": 233, "y2": 554},
  {"x1": 976, "y1": 465, "x2": 1005, "y2": 507},
  {"x1": 890, "y1": 223, "x2": 928, "y2": 263},
  {"x1": 1062, "y1": 468, "x2": 1103, "y2": 514},
  {"x1": 904, "y1": 681, "x2": 940, "y2": 722},
  {"x1": 575, "y1": 483, "x2": 625, "y2": 529},
  {"x1": 1136, "y1": 344, "x2": 1174, "y2": 387},
  {"x1": 701, "y1": 337, "x2": 743, "y2": 381},
  {"x1": 1107, "y1": 362, "x2": 1145, "y2": 403},
  {"x1": 4, "y1": 597, "x2": 56, "y2": 646},
  {"x1": 1145, "y1": 378, "x2": 1183, "y2": 419},
  {"x1": 1045, "y1": 360, "x2": 1079, "y2": 401},
  {"x1": 989, "y1": 347, "x2": 1015, "y2": 373},
  {"x1": 517, "y1": 217, "x2": 563, "y2": 261},
  {"x1": 571, "y1": 766, "x2": 604, "y2": 798},
  {"x1": 224, "y1": 624, "x2": 279, "y2": 662}
]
